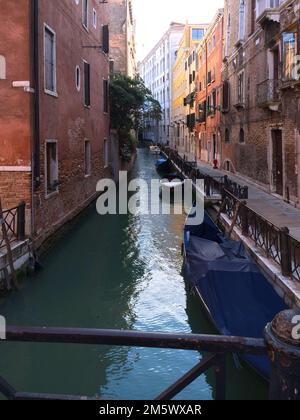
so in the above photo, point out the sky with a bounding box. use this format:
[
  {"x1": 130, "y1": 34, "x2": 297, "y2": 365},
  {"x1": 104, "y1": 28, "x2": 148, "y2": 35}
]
[{"x1": 135, "y1": 0, "x2": 224, "y2": 62}]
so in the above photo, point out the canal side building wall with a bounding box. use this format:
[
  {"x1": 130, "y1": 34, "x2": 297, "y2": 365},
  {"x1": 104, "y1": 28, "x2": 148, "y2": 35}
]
[
  {"x1": 221, "y1": 0, "x2": 299, "y2": 206},
  {"x1": 195, "y1": 10, "x2": 224, "y2": 166},
  {"x1": 138, "y1": 23, "x2": 185, "y2": 145},
  {"x1": 0, "y1": 0, "x2": 111, "y2": 246},
  {"x1": 0, "y1": 0, "x2": 32, "y2": 228},
  {"x1": 171, "y1": 24, "x2": 209, "y2": 157},
  {"x1": 104, "y1": 0, "x2": 137, "y2": 77}
]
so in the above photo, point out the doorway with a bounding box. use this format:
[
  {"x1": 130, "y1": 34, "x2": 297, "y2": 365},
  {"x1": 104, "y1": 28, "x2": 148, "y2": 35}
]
[{"x1": 271, "y1": 129, "x2": 283, "y2": 196}]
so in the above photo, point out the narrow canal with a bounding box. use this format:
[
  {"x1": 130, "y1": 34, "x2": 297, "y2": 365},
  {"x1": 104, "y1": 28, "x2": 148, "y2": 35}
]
[{"x1": 0, "y1": 148, "x2": 267, "y2": 400}]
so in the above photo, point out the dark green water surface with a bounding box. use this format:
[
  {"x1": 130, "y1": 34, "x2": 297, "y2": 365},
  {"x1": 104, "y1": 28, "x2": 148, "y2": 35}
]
[{"x1": 0, "y1": 149, "x2": 267, "y2": 400}]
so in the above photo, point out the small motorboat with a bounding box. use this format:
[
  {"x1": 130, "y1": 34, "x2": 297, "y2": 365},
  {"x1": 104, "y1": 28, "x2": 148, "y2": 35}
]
[
  {"x1": 150, "y1": 145, "x2": 161, "y2": 155},
  {"x1": 183, "y1": 210, "x2": 287, "y2": 380}
]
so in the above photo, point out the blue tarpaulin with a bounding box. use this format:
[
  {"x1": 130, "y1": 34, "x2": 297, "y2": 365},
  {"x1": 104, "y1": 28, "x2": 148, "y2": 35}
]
[{"x1": 184, "y1": 213, "x2": 287, "y2": 379}]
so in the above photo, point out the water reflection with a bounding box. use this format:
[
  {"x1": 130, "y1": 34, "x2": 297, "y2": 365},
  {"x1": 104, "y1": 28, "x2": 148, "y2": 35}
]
[{"x1": 0, "y1": 148, "x2": 267, "y2": 400}]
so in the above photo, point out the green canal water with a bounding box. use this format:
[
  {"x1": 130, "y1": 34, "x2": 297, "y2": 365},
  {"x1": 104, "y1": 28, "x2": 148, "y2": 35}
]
[{"x1": 0, "y1": 148, "x2": 267, "y2": 400}]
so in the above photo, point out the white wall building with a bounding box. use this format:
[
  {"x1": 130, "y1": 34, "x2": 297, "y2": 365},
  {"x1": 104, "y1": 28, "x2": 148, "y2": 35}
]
[{"x1": 138, "y1": 23, "x2": 185, "y2": 145}]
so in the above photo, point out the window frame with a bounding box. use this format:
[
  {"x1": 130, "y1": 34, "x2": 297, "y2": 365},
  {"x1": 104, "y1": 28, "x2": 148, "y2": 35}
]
[
  {"x1": 44, "y1": 24, "x2": 57, "y2": 97},
  {"x1": 45, "y1": 139, "x2": 59, "y2": 198}
]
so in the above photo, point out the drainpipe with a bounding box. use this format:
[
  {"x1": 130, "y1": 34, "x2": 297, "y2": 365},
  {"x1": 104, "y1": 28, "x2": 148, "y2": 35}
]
[{"x1": 30, "y1": 0, "x2": 41, "y2": 236}]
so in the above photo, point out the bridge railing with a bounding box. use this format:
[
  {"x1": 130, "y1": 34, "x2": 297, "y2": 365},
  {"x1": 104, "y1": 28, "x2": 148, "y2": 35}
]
[{"x1": 0, "y1": 310, "x2": 299, "y2": 400}]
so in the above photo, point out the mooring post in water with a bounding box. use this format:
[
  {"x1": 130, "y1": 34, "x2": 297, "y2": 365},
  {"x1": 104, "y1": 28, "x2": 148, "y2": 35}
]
[{"x1": 265, "y1": 310, "x2": 300, "y2": 401}]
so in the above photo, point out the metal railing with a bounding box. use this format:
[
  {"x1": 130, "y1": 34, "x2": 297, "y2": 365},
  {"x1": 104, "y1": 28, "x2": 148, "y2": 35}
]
[
  {"x1": 222, "y1": 189, "x2": 300, "y2": 282},
  {"x1": 0, "y1": 325, "x2": 269, "y2": 401},
  {"x1": 0, "y1": 202, "x2": 26, "y2": 250},
  {"x1": 257, "y1": 79, "x2": 281, "y2": 106},
  {"x1": 161, "y1": 147, "x2": 248, "y2": 200},
  {"x1": 161, "y1": 147, "x2": 300, "y2": 283},
  {"x1": 1, "y1": 311, "x2": 300, "y2": 401}
]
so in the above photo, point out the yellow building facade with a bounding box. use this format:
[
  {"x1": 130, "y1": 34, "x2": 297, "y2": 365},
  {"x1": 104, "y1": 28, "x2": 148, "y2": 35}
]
[{"x1": 171, "y1": 24, "x2": 208, "y2": 159}]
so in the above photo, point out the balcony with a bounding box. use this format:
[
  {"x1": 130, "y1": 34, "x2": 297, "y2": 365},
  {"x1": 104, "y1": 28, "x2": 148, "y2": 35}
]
[
  {"x1": 256, "y1": 0, "x2": 283, "y2": 25},
  {"x1": 257, "y1": 79, "x2": 281, "y2": 110}
]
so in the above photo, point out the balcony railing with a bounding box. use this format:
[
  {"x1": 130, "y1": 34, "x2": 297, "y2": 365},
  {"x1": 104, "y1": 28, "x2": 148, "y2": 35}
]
[
  {"x1": 257, "y1": 79, "x2": 281, "y2": 108},
  {"x1": 256, "y1": 0, "x2": 284, "y2": 22}
]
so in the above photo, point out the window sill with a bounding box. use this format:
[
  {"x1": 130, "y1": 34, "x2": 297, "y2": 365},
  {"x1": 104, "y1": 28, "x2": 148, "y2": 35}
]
[
  {"x1": 84, "y1": 104, "x2": 91, "y2": 109},
  {"x1": 44, "y1": 89, "x2": 58, "y2": 98},
  {"x1": 82, "y1": 24, "x2": 89, "y2": 33},
  {"x1": 84, "y1": 174, "x2": 91, "y2": 178}
]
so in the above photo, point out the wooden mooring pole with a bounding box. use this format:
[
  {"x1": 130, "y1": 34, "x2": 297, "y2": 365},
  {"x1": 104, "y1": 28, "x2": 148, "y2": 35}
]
[{"x1": 0, "y1": 199, "x2": 19, "y2": 290}]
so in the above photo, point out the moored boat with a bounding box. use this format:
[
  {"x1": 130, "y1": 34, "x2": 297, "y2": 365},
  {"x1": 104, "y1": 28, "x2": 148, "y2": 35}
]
[
  {"x1": 183, "y1": 210, "x2": 287, "y2": 380},
  {"x1": 149, "y1": 145, "x2": 161, "y2": 155}
]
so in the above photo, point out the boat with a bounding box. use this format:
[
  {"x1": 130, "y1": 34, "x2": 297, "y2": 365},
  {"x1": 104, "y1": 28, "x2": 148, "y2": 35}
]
[
  {"x1": 156, "y1": 158, "x2": 181, "y2": 179},
  {"x1": 183, "y1": 210, "x2": 287, "y2": 380},
  {"x1": 149, "y1": 145, "x2": 161, "y2": 155}
]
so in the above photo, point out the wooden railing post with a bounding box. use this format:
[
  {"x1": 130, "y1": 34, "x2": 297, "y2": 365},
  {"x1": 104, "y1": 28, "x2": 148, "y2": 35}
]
[
  {"x1": 265, "y1": 310, "x2": 300, "y2": 400},
  {"x1": 17, "y1": 201, "x2": 26, "y2": 241},
  {"x1": 280, "y1": 227, "x2": 292, "y2": 277}
]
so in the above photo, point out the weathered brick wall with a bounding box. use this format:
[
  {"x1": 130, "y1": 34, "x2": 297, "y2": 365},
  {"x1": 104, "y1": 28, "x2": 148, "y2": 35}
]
[
  {"x1": 104, "y1": 0, "x2": 127, "y2": 75},
  {"x1": 0, "y1": 0, "x2": 32, "y2": 231},
  {"x1": 33, "y1": 0, "x2": 111, "y2": 245},
  {"x1": 221, "y1": 0, "x2": 299, "y2": 204}
]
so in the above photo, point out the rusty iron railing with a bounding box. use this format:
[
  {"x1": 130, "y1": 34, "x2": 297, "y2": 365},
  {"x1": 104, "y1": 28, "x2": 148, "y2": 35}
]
[
  {"x1": 222, "y1": 189, "x2": 300, "y2": 282},
  {"x1": 161, "y1": 147, "x2": 248, "y2": 200},
  {"x1": 0, "y1": 326, "x2": 266, "y2": 401},
  {"x1": 257, "y1": 79, "x2": 281, "y2": 107},
  {"x1": 1, "y1": 310, "x2": 299, "y2": 401},
  {"x1": 0, "y1": 202, "x2": 26, "y2": 250},
  {"x1": 161, "y1": 147, "x2": 300, "y2": 283}
]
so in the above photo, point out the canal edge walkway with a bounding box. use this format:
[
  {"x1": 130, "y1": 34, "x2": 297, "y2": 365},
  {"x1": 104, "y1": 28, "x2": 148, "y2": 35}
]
[{"x1": 195, "y1": 160, "x2": 300, "y2": 242}]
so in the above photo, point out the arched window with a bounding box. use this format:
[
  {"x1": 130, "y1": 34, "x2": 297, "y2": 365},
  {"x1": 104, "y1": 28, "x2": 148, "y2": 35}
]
[
  {"x1": 239, "y1": 128, "x2": 245, "y2": 144},
  {"x1": 225, "y1": 128, "x2": 230, "y2": 143},
  {"x1": 0, "y1": 55, "x2": 6, "y2": 80}
]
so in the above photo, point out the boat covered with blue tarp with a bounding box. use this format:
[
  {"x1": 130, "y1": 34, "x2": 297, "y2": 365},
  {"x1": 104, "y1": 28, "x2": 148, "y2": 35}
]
[{"x1": 183, "y1": 212, "x2": 287, "y2": 379}]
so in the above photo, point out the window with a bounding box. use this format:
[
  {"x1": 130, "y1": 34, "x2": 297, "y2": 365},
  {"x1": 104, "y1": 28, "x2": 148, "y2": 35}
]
[
  {"x1": 282, "y1": 32, "x2": 298, "y2": 80},
  {"x1": 0, "y1": 55, "x2": 6, "y2": 80},
  {"x1": 212, "y1": 34, "x2": 216, "y2": 49},
  {"x1": 83, "y1": 61, "x2": 90, "y2": 107},
  {"x1": 93, "y1": 9, "x2": 97, "y2": 28},
  {"x1": 222, "y1": 81, "x2": 230, "y2": 111},
  {"x1": 237, "y1": 71, "x2": 245, "y2": 104},
  {"x1": 104, "y1": 138, "x2": 110, "y2": 168},
  {"x1": 250, "y1": 0, "x2": 256, "y2": 35},
  {"x1": 102, "y1": 25, "x2": 109, "y2": 54},
  {"x1": 75, "y1": 66, "x2": 81, "y2": 91},
  {"x1": 46, "y1": 141, "x2": 58, "y2": 196},
  {"x1": 192, "y1": 28, "x2": 205, "y2": 41},
  {"x1": 84, "y1": 140, "x2": 91, "y2": 176},
  {"x1": 103, "y1": 79, "x2": 109, "y2": 113},
  {"x1": 44, "y1": 25, "x2": 56, "y2": 94},
  {"x1": 239, "y1": 128, "x2": 245, "y2": 144},
  {"x1": 238, "y1": 0, "x2": 246, "y2": 42},
  {"x1": 83, "y1": 0, "x2": 88, "y2": 29},
  {"x1": 225, "y1": 128, "x2": 230, "y2": 143}
]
